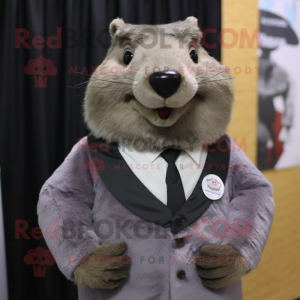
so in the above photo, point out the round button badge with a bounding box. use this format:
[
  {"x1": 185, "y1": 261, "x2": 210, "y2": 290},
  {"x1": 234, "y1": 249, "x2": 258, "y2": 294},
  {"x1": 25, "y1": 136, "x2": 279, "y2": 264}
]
[{"x1": 202, "y1": 174, "x2": 225, "y2": 200}]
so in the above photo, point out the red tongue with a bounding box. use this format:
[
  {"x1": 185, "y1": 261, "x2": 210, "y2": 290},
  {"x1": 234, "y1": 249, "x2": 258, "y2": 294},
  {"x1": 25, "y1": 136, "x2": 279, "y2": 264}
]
[{"x1": 157, "y1": 107, "x2": 171, "y2": 118}]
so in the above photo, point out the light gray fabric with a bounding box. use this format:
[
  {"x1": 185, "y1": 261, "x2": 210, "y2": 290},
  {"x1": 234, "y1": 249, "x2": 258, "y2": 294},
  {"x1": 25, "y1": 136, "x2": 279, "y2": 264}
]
[{"x1": 37, "y1": 136, "x2": 275, "y2": 300}]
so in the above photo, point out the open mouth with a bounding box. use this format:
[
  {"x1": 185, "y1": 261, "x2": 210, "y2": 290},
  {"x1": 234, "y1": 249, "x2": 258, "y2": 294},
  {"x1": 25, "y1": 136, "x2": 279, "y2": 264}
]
[
  {"x1": 157, "y1": 107, "x2": 172, "y2": 119},
  {"x1": 127, "y1": 95, "x2": 174, "y2": 121}
]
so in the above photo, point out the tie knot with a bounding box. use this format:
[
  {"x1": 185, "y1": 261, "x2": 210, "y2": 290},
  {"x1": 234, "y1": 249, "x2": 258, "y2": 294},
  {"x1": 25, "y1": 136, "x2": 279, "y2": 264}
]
[{"x1": 160, "y1": 149, "x2": 182, "y2": 164}]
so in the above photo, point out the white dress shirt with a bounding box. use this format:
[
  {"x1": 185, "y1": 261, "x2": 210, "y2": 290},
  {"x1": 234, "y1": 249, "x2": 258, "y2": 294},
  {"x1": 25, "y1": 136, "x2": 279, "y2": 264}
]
[{"x1": 118, "y1": 145, "x2": 208, "y2": 205}]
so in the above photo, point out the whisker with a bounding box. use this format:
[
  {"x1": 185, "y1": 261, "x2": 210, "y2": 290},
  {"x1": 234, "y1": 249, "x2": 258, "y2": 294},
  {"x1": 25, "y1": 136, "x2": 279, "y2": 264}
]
[
  {"x1": 200, "y1": 77, "x2": 235, "y2": 84},
  {"x1": 67, "y1": 80, "x2": 90, "y2": 88},
  {"x1": 67, "y1": 85, "x2": 129, "y2": 89},
  {"x1": 67, "y1": 78, "x2": 132, "y2": 88},
  {"x1": 94, "y1": 75, "x2": 135, "y2": 82},
  {"x1": 74, "y1": 72, "x2": 92, "y2": 76},
  {"x1": 75, "y1": 71, "x2": 136, "y2": 82},
  {"x1": 70, "y1": 85, "x2": 130, "y2": 96},
  {"x1": 67, "y1": 72, "x2": 136, "y2": 88},
  {"x1": 89, "y1": 77, "x2": 137, "y2": 84},
  {"x1": 208, "y1": 68, "x2": 236, "y2": 79},
  {"x1": 68, "y1": 86, "x2": 90, "y2": 89},
  {"x1": 195, "y1": 68, "x2": 235, "y2": 79}
]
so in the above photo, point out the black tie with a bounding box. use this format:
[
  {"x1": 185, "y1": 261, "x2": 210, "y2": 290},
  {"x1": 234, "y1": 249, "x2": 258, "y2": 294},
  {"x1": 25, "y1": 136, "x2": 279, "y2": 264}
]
[{"x1": 160, "y1": 149, "x2": 186, "y2": 215}]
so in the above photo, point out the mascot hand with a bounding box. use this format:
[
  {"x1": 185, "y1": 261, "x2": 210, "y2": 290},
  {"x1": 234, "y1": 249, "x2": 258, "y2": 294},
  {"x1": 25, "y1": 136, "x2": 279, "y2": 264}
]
[
  {"x1": 196, "y1": 244, "x2": 248, "y2": 289},
  {"x1": 74, "y1": 242, "x2": 130, "y2": 289}
]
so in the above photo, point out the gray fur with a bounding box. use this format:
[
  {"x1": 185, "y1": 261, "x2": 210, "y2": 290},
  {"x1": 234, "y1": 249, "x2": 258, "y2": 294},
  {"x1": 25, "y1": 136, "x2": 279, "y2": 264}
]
[
  {"x1": 84, "y1": 17, "x2": 234, "y2": 151},
  {"x1": 109, "y1": 17, "x2": 201, "y2": 47}
]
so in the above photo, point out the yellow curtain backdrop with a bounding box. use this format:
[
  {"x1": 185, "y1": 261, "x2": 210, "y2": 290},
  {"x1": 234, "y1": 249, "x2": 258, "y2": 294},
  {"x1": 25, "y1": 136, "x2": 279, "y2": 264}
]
[{"x1": 222, "y1": 1, "x2": 300, "y2": 299}]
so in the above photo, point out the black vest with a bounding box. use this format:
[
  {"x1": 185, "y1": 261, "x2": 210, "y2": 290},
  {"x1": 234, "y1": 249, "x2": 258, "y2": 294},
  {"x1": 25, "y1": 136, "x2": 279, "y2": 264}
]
[{"x1": 88, "y1": 134, "x2": 231, "y2": 234}]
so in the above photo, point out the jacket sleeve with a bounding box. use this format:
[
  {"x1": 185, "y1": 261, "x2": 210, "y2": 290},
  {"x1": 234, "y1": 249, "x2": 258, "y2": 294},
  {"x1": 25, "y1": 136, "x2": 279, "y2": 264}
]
[
  {"x1": 226, "y1": 141, "x2": 275, "y2": 271},
  {"x1": 37, "y1": 137, "x2": 101, "y2": 280}
]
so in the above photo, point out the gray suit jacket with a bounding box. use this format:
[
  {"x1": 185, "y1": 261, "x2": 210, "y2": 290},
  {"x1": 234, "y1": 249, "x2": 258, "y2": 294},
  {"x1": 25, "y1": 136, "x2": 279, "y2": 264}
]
[{"x1": 37, "y1": 135, "x2": 275, "y2": 300}]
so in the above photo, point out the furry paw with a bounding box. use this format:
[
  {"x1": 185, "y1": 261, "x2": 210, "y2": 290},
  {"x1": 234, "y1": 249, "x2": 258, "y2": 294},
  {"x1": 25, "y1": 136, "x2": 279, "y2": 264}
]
[
  {"x1": 74, "y1": 242, "x2": 131, "y2": 289},
  {"x1": 196, "y1": 244, "x2": 248, "y2": 289}
]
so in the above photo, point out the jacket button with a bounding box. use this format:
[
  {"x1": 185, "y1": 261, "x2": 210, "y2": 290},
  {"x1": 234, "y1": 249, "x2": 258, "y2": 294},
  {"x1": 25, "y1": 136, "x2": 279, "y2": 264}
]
[
  {"x1": 173, "y1": 217, "x2": 182, "y2": 227},
  {"x1": 177, "y1": 270, "x2": 186, "y2": 280},
  {"x1": 175, "y1": 238, "x2": 184, "y2": 247}
]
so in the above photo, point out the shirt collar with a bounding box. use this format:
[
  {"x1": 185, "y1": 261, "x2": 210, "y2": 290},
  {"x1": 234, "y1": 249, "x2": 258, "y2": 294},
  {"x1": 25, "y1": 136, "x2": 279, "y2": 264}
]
[
  {"x1": 144, "y1": 150, "x2": 162, "y2": 163},
  {"x1": 185, "y1": 146, "x2": 202, "y2": 164},
  {"x1": 144, "y1": 146, "x2": 202, "y2": 164},
  {"x1": 120, "y1": 145, "x2": 202, "y2": 164}
]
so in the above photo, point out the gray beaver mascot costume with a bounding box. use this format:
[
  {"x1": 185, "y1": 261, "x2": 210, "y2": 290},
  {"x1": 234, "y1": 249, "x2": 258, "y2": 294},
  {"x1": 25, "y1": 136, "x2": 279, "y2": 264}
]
[{"x1": 37, "y1": 17, "x2": 275, "y2": 300}]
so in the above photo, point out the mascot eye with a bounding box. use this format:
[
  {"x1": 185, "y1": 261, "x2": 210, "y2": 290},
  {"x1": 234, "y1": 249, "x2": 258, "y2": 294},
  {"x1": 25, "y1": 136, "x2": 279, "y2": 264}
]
[
  {"x1": 123, "y1": 51, "x2": 133, "y2": 65},
  {"x1": 189, "y1": 49, "x2": 198, "y2": 63}
]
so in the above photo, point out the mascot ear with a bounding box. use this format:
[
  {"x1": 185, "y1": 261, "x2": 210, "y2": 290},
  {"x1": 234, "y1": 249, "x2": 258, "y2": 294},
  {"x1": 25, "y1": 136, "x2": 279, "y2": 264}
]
[
  {"x1": 109, "y1": 18, "x2": 126, "y2": 37},
  {"x1": 185, "y1": 16, "x2": 198, "y2": 27}
]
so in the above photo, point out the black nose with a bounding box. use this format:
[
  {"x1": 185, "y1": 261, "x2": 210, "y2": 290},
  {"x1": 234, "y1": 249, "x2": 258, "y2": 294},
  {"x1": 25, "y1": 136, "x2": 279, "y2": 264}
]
[{"x1": 149, "y1": 71, "x2": 181, "y2": 98}]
